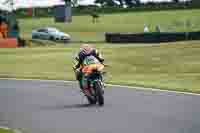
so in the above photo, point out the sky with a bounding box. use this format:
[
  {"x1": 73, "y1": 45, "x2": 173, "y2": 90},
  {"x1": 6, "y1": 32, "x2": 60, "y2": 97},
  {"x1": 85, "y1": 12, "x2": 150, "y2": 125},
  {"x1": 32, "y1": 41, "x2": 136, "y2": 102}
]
[{"x1": 0, "y1": 0, "x2": 65, "y2": 11}]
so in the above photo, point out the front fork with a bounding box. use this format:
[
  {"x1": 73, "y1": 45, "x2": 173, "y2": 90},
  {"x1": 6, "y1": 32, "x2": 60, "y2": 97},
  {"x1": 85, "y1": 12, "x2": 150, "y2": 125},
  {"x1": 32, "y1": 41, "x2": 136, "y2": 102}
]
[
  {"x1": 81, "y1": 74, "x2": 105, "y2": 96},
  {"x1": 80, "y1": 76, "x2": 94, "y2": 97}
]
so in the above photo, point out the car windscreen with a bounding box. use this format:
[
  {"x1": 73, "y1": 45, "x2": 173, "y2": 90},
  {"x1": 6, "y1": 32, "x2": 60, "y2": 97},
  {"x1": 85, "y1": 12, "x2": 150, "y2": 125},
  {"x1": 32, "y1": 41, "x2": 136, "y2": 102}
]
[
  {"x1": 48, "y1": 28, "x2": 59, "y2": 33},
  {"x1": 37, "y1": 29, "x2": 47, "y2": 33}
]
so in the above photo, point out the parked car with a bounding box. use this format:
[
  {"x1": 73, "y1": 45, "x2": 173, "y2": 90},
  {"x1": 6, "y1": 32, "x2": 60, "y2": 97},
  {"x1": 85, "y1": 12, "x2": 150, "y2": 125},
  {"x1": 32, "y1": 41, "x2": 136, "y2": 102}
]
[{"x1": 32, "y1": 27, "x2": 70, "y2": 42}]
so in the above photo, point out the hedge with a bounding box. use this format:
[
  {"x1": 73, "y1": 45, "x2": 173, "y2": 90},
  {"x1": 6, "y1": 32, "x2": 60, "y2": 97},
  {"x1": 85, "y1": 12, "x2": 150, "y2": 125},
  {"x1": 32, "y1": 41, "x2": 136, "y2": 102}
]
[
  {"x1": 12, "y1": 3, "x2": 200, "y2": 18},
  {"x1": 105, "y1": 31, "x2": 200, "y2": 43}
]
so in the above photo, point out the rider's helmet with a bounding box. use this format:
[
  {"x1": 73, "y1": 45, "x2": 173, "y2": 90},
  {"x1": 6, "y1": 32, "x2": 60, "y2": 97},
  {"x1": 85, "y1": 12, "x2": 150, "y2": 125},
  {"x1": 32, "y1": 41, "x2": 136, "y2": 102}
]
[{"x1": 81, "y1": 44, "x2": 93, "y2": 55}]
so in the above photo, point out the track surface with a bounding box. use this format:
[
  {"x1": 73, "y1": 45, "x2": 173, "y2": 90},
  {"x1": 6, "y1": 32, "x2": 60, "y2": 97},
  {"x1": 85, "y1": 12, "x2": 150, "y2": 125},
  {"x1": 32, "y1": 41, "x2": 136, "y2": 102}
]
[{"x1": 0, "y1": 79, "x2": 200, "y2": 133}]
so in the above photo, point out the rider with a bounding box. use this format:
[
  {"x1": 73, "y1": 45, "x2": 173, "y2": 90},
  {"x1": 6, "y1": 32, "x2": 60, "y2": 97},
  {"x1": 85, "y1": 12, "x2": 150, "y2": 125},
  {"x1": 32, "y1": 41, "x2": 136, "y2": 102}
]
[{"x1": 74, "y1": 44, "x2": 104, "y2": 90}]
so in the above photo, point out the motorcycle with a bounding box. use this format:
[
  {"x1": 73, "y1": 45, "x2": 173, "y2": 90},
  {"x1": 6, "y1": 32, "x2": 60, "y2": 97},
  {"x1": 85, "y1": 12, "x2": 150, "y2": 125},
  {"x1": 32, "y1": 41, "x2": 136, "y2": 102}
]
[{"x1": 73, "y1": 56, "x2": 106, "y2": 106}]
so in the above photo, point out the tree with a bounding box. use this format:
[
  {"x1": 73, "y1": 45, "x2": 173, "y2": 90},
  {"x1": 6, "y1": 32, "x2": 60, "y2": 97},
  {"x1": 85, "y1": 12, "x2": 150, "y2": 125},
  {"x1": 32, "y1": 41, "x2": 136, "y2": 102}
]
[
  {"x1": 95, "y1": 0, "x2": 141, "y2": 7},
  {"x1": 172, "y1": 0, "x2": 179, "y2": 3},
  {"x1": 134, "y1": 0, "x2": 141, "y2": 5},
  {"x1": 95, "y1": 0, "x2": 117, "y2": 7},
  {"x1": 94, "y1": 0, "x2": 104, "y2": 6},
  {"x1": 63, "y1": 0, "x2": 82, "y2": 7},
  {"x1": 117, "y1": 0, "x2": 124, "y2": 6},
  {"x1": 191, "y1": 0, "x2": 200, "y2": 4},
  {"x1": 3, "y1": 0, "x2": 14, "y2": 11},
  {"x1": 123, "y1": 0, "x2": 141, "y2": 7}
]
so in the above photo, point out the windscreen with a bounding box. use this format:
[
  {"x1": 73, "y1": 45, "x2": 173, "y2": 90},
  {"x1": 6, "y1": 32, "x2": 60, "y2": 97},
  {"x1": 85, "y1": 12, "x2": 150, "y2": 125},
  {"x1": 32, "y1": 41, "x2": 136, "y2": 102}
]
[{"x1": 83, "y1": 56, "x2": 100, "y2": 66}]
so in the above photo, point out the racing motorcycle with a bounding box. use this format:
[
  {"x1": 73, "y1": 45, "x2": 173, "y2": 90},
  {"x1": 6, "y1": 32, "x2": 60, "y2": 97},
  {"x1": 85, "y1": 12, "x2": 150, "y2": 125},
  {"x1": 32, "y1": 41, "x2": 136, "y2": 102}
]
[{"x1": 73, "y1": 55, "x2": 106, "y2": 106}]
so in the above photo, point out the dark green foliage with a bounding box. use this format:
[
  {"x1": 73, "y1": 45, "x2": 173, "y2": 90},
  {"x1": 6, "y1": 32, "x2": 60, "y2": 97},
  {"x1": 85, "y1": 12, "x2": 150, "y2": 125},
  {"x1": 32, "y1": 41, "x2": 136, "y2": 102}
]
[
  {"x1": 191, "y1": 0, "x2": 200, "y2": 5},
  {"x1": 172, "y1": 0, "x2": 179, "y2": 3},
  {"x1": 13, "y1": 2, "x2": 200, "y2": 18},
  {"x1": 124, "y1": 0, "x2": 141, "y2": 7},
  {"x1": 95, "y1": 0, "x2": 141, "y2": 7},
  {"x1": 95, "y1": 0, "x2": 118, "y2": 7}
]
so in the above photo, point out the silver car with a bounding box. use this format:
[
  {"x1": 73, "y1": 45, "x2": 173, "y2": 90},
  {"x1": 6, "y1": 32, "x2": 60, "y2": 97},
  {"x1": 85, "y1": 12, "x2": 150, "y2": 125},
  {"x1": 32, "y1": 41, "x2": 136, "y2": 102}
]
[{"x1": 32, "y1": 27, "x2": 70, "y2": 42}]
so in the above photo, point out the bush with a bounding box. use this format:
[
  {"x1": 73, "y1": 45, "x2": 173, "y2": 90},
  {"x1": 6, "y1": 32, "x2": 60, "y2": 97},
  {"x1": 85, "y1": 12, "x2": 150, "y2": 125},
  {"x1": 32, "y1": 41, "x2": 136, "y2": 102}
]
[
  {"x1": 14, "y1": 2, "x2": 200, "y2": 18},
  {"x1": 105, "y1": 31, "x2": 200, "y2": 43}
]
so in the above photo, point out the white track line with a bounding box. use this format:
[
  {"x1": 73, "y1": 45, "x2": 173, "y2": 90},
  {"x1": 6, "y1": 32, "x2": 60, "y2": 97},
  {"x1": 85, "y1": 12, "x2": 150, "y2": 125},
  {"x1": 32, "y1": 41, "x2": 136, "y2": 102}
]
[{"x1": 0, "y1": 78, "x2": 200, "y2": 96}]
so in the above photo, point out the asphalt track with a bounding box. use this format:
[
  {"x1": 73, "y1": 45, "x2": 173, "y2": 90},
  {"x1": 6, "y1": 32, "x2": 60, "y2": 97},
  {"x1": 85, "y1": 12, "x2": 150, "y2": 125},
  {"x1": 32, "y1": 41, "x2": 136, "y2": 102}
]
[{"x1": 0, "y1": 79, "x2": 200, "y2": 133}]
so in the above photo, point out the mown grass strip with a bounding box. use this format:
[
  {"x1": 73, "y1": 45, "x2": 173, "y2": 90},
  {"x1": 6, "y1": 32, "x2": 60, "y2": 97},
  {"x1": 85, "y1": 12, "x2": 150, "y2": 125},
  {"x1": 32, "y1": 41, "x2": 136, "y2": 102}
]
[{"x1": 0, "y1": 41, "x2": 200, "y2": 93}]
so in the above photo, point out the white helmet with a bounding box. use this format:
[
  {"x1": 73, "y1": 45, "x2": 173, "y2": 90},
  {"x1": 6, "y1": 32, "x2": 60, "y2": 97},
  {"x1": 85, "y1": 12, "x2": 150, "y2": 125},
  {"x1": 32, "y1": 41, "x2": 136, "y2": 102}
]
[{"x1": 81, "y1": 44, "x2": 93, "y2": 54}]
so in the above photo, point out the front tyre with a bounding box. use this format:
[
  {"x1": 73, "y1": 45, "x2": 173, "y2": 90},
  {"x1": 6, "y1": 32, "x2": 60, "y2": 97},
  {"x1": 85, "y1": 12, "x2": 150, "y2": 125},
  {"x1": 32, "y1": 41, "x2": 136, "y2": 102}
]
[
  {"x1": 86, "y1": 96, "x2": 96, "y2": 105},
  {"x1": 94, "y1": 81, "x2": 104, "y2": 106}
]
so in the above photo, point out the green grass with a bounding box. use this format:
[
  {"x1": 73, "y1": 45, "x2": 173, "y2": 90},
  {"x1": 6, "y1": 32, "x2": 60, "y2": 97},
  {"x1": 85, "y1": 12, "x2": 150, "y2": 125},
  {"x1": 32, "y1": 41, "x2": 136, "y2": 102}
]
[
  {"x1": 1, "y1": 41, "x2": 200, "y2": 93},
  {"x1": 0, "y1": 128, "x2": 15, "y2": 133},
  {"x1": 19, "y1": 9, "x2": 200, "y2": 42},
  {"x1": 2, "y1": 9, "x2": 200, "y2": 93}
]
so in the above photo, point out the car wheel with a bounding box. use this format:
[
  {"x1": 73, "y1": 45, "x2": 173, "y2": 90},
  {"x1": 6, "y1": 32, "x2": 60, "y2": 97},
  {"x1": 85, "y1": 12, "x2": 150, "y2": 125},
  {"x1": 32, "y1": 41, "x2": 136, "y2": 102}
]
[
  {"x1": 49, "y1": 36, "x2": 55, "y2": 41},
  {"x1": 32, "y1": 35, "x2": 38, "y2": 39}
]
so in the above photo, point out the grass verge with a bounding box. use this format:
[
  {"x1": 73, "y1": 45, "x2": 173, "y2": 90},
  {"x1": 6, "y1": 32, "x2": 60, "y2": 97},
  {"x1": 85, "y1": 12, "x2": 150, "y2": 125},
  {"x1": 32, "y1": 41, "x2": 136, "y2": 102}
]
[
  {"x1": 0, "y1": 128, "x2": 15, "y2": 133},
  {"x1": 0, "y1": 41, "x2": 200, "y2": 93}
]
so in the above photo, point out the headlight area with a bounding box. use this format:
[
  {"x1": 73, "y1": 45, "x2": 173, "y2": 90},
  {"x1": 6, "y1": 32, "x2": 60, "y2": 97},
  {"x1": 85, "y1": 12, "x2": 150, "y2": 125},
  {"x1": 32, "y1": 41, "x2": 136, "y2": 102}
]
[{"x1": 61, "y1": 36, "x2": 70, "y2": 40}]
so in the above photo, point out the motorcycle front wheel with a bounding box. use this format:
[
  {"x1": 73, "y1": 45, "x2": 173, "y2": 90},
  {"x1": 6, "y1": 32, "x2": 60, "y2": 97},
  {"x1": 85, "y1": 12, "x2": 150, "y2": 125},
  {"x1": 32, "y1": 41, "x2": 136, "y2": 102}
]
[
  {"x1": 94, "y1": 81, "x2": 104, "y2": 106},
  {"x1": 86, "y1": 96, "x2": 96, "y2": 105}
]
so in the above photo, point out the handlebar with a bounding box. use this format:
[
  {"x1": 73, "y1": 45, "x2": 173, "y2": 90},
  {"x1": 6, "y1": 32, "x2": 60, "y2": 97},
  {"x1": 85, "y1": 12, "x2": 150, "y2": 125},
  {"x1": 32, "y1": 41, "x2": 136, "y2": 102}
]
[{"x1": 102, "y1": 63, "x2": 110, "y2": 67}]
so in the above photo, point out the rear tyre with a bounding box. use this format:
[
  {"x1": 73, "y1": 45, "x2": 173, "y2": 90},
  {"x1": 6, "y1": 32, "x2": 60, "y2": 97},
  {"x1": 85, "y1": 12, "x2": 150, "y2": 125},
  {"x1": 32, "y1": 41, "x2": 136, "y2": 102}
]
[{"x1": 94, "y1": 81, "x2": 104, "y2": 106}]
